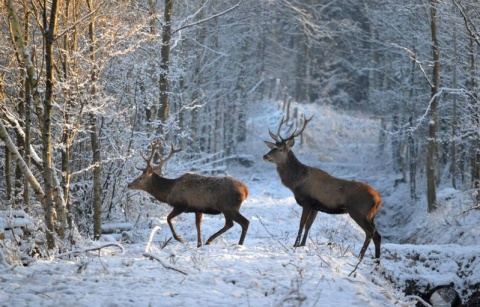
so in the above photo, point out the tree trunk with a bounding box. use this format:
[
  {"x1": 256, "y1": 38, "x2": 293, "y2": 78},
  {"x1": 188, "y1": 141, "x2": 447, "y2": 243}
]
[
  {"x1": 450, "y1": 17, "x2": 458, "y2": 190},
  {"x1": 408, "y1": 116, "x2": 417, "y2": 200},
  {"x1": 87, "y1": 0, "x2": 102, "y2": 240},
  {"x1": 189, "y1": 7, "x2": 205, "y2": 154},
  {"x1": 42, "y1": 0, "x2": 61, "y2": 249},
  {"x1": 427, "y1": 0, "x2": 440, "y2": 212},
  {"x1": 149, "y1": 0, "x2": 157, "y2": 35},
  {"x1": 157, "y1": 0, "x2": 173, "y2": 132},
  {"x1": 5, "y1": 147, "x2": 12, "y2": 201},
  {"x1": 23, "y1": 41, "x2": 32, "y2": 208},
  {"x1": 467, "y1": 36, "x2": 479, "y2": 201},
  {"x1": 408, "y1": 43, "x2": 417, "y2": 200},
  {"x1": 295, "y1": 34, "x2": 307, "y2": 103}
]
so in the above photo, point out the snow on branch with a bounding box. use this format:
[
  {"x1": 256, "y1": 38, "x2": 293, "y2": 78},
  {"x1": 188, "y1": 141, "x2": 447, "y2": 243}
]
[
  {"x1": 380, "y1": 87, "x2": 468, "y2": 136},
  {"x1": 143, "y1": 226, "x2": 188, "y2": 275},
  {"x1": 172, "y1": 0, "x2": 243, "y2": 35},
  {"x1": 143, "y1": 252, "x2": 188, "y2": 276},
  {"x1": 461, "y1": 204, "x2": 480, "y2": 215},
  {"x1": 56, "y1": 243, "x2": 125, "y2": 259}
]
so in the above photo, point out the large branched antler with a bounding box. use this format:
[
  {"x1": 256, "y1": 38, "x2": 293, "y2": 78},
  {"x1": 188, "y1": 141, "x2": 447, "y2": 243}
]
[
  {"x1": 282, "y1": 115, "x2": 314, "y2": 141},
  {"x1": 137, "y1": 140, "x2": 182, "y2": 173},
  {"x1": 154, "y1": 142, "x2": 183, "y2": 172},
  {"x1": 268, "y1": 115, "x2": 313, "y2": 143},
  {"x1": 136, "y1": 140, "x2": 163, "y2": 170},
  {"x1": 268, "y1": 116, "x2": 287, "y2": 142}
]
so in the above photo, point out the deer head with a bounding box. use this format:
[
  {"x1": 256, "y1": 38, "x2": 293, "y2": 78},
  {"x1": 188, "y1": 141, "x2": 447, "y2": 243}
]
[
  {"x1": 128, "y1": 140, "x2": 183, "y2": 190},
  {"x1": 263, "y1": 115, "x2": 313, "y2": 164}
]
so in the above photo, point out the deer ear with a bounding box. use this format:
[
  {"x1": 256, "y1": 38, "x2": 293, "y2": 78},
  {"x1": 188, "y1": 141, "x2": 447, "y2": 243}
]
[
  {"x1": 286, "y1": 138, "x2": 295, "y2": 149},
  {"x1": 264, "y1": 141, "x2": 277, "y2": 149},
  {"x1": 146, "y1": 166, "x2": 154, "y2": 175}
]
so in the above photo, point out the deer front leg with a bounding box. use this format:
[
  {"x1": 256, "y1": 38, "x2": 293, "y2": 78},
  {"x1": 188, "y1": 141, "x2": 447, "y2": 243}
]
[
  {"x1": 294, "y1": 206, "x2": 312, "y2": 247},
  {"x1": 195, "y1": 212, "x2": 204, "y2": 247},
  {"x1": 167, "y1": 207, "x2": 185, "y2": 243},
  {"x1": 300, "y1": 209, "x2": 317, "y2": 246}
]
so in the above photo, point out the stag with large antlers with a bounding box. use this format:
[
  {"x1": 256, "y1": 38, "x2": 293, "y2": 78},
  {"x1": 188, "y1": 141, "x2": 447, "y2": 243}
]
[
  {"x1": 128, "y1": 140, "x2": 250, "y2": 247},
  {"x1": 263, "y1": 116, "x2": 382, "y2": 262}
]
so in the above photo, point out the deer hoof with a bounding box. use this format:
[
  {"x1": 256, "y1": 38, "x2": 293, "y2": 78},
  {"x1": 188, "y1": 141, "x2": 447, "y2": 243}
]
[{"x1": 175, "y1": 236, "x2": 185, "y2": 243}]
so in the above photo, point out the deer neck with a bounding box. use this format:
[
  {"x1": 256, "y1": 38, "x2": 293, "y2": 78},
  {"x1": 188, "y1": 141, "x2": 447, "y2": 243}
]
[
  {"x1": 277, "y1": 151, "x2": 308, "y2": 189},
  {"x1": 146, "y1": 173, "x2": 175, "y2": 203}
]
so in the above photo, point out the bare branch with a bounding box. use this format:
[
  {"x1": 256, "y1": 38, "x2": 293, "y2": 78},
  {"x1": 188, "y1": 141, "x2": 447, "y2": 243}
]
[
  {"x1": 256, "y1": 215, "x2": 289, "y2": 253},
  {"x1": 56, "y1": 243, "x2": 125, "y2": 259},
  {"x1": 172, "y1": 0, "x2": 243, "y2": 35},
  {"x1": 452, "y1": 0, "x2": 480, "y2": 47},
  {"x1": 389, "y1": 42, "x2": 434, "y2": 89},
  {"x1": 461, "y1": 204, "x2": 480, "y2": 215},
  {"x1": 143, "y1": 252, "x2": 188, "y2": 275},
  {"x1": 0, "y1": 114, "x2": 45, "y2": 203}
]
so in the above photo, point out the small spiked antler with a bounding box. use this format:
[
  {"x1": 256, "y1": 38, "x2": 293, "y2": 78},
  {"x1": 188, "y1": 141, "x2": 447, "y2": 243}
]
[{"x1": 268, "y1": 115, "x2": 313, "y2": 143}]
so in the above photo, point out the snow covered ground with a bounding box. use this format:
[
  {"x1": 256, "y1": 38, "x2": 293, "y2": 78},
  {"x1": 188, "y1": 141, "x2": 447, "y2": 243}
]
[{"x1": 1, "y1": 100, "x2": 479, "y2": 306}]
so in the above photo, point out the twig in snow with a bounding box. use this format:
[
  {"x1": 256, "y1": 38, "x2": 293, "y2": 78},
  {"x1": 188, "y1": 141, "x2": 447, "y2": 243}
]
[
  {"x1": 161, "y1": 237, "x2": 173, "y2": 249},
  {"x1": 403, "y1": 295, "x2": 433, "y2": 307},
  {"x1": 315, "y1": 253, "x2": 331, "y2": 267},
  {"x1": 461, "y1": 204, "x2": 480, "y2": 214},
  {"x1": 256, "y1": 215, "x2": 289, "y2": 252},
  {"x1": 145, "y1": 226, "x2": 162, "y2": 253},
  {"x1": 56, "y1": 242, "x2": 125, "y2": 259},
  {"x1": 348, "y1": 259, "x2": 362, "y2": 277},
  {"x1": 143, "y1": 252, "x2": 188, "y2": 275}
]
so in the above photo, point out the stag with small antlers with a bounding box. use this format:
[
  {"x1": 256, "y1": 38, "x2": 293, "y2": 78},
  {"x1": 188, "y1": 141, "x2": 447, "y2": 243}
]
[
  {"x1": 128, "y1": 140, "x2": 250, "y2": 247},
  {"x1": 263, "y1": 116, "x2": 382, "y2": 263}
]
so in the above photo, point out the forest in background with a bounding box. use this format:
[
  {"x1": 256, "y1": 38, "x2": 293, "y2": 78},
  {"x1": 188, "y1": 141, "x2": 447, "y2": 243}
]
[{"x1": 0, "y1": 0, "x2": 479, "y2": 252}]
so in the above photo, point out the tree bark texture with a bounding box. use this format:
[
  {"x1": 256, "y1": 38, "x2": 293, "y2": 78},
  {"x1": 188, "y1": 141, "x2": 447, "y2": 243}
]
[
  {"x1": 42, "y1": 0, "x2": 61, "y2": 249},
  {"x1": 158, "y1": 0, "x2": 173, "y2": 127},
  {"x1": 427, "y1": 0, "x2": 440, "y2": 212},
  {"x1": 87, "y1": 0, "x2": 103, "y2": 240}
]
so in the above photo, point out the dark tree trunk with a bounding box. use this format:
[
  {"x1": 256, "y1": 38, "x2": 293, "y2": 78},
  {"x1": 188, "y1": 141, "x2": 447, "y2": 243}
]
[
  {"x1": 158, "y1": 0, "x2": 173, "y2": 133},
  {"x1": 87, "y1": 0, "x2": 102, "y2": 240},
  {"x1": 427, "y1": 0, "x2": 440, "y2": 212}
]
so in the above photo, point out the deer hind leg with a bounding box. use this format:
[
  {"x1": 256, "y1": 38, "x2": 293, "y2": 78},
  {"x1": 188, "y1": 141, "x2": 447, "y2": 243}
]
[
  {"x1": 295, "y1": 206, "x2": 313, "y2": 247},
  {"x1": 360, "y1": 221, "x2": 381, "y2": 260},
  {"x1": 358, "y1": 235, "x2": 372, "y2": 262},
  {"x1": 358, "y1": 219, "x2": 377, "y2": 262},
  {"x1": 348, "y1": 210, "x2": 376, "y2": 261},
  {"x1": 167, "y1": 207, "x2": 186, "y2": 243},
  {"x1": 231, "y1": 211, "x2": 249, "y2": 245},
  {"x1": 195, "y1": 212, "x2": 204, "y2": 248},
  {"x1": 206, "y1": 216, "x2": 234, "y2": 245},
  {"x1": 372, "y1": 222, "x2": 381, "y2": 259}
]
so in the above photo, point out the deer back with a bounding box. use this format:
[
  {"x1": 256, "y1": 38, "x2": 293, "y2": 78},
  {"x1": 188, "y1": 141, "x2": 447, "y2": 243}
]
[
  {"x1": 295, "y1": 166, "x2": 379, "y2": 214},
  {"x1": 167, "y1": 173, "x2": 248, "y2": 211}
]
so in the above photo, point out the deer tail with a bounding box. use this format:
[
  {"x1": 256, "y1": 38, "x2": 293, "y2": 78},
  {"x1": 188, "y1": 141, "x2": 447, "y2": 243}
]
[
  {"x1": 360, "y1": 182, "x2": 382, "y2": 221},
  {"x1": 368, "y1": 189, "x2": 382, "y2": 221}
]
